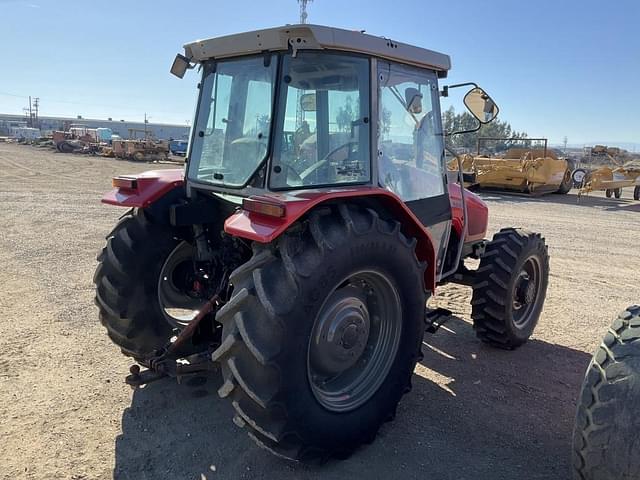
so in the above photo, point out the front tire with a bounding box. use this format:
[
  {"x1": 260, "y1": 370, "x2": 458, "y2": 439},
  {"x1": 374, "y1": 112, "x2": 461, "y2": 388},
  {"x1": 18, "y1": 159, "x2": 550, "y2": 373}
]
[
  {"x1": 471, "y1": 228, "x2": 549, "y2": 349},
  {"x1": 614, "y1": 188, "x2": 622, "y2": 199},
  {"x1": 572, "y1": 305, "x2": 640, "y2": 480},
  {"x1": 212, "y1": 204, "x2": 427, "y2": 462},
  {"x1": 634, "y1": 185, "x2": 639, "y2": 200}
]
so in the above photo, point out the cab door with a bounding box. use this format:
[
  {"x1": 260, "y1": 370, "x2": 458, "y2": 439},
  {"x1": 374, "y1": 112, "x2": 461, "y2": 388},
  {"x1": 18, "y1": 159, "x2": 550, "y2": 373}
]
[{"x1": 377, "y1": 61, "x2": 452, "y2": 277}]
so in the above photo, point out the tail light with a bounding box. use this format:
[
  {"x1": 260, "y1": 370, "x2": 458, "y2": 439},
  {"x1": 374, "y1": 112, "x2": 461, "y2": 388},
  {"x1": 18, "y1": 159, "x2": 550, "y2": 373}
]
[
  {"x1": 242, "y1": 197, "x2": 286, "y2": 218},
  {"x1": 112, "y1": 176, "x2": 138, "y2": 190}
]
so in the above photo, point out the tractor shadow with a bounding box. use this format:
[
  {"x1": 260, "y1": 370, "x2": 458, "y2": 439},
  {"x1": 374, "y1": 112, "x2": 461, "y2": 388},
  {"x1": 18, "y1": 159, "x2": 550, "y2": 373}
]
[
  {"x1": 114, "y1": 316, "x2": 592, "y2": 480},
  {"x1": 478, "y1": 190, "x2": 640, "y2": 211}
]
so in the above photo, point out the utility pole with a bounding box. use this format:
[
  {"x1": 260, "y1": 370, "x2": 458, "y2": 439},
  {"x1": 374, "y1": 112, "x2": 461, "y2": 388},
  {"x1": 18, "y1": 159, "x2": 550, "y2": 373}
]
[
  {"x1": 28, "y1": 96, "x2": 33, "y2": 128},
  {"x1": 295, "y1": 0, "x2": 313, "y2": 128},
  {"x1": 33, "y1": 97, "x2": 39, "y2": 128}
]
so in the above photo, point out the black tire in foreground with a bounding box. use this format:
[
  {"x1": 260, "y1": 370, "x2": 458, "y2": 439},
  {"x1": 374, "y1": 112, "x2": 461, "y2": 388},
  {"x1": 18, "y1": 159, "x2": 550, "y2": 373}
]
[
  {"x1": 605, "y1": 189, "x2": 613, "y2": 198},
  {"x1": 613, "y1": 188, "x2": 622, "y2": 199},
  {"x1": 572, "y1": 305, "x2": 640, "y2": 480},
  {"x1": 471, "y1": 228, "x2": 549, "y2": 349},
  {"x1": 94, "y1": 208, "x2": 196, "y2": 359},
  {"x1": 634, "y1": 186, "x2": 640, "y2": 201},
  {"x1": 212, "y1": 204, "x2": 427, "y2": 462}
]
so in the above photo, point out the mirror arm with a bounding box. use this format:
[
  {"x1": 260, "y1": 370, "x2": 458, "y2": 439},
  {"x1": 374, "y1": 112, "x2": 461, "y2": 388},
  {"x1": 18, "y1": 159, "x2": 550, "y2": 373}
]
[
  {"x1": 441, "y1": 81, "x2": 485, "y2": 136},
  {"x1": 440, "y1": 82, "x2": 478, "y2": 97}
]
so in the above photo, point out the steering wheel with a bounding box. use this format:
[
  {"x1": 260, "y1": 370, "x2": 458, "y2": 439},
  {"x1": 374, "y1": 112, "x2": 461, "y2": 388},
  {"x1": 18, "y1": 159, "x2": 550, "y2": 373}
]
[{"x1": 300, "y1": 141, "x2": 358, "y2": 184}]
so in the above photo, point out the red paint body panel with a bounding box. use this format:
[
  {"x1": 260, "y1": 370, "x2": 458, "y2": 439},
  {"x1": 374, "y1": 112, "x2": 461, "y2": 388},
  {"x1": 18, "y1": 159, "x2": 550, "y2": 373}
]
[
  {"x1": 448, "y1": 183, "x2": 489, "y2": 242},
  {"x1": 100, "y1": 167, "x2": 489, "y2": 290},
  {"x1": 101, "y1": 169, "x2": 184, "y2": 208}
]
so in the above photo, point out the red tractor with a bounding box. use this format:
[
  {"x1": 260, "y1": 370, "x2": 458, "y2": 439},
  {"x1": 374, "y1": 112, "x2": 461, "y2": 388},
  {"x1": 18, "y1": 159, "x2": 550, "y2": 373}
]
[{"x1": 95, "y1": 25, "x2": 549, "y2": 462}]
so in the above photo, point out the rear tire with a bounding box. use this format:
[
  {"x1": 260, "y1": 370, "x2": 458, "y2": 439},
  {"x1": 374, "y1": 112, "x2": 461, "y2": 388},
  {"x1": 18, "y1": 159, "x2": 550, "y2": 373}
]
[
  {"x1": 572, "y1": 305, "x2": 640, "y2": 480},
  {"x1": 614, "y1": 188, "x2": 622, "y2": 199},
  {"x1": 634, "y1": 185, "x2": 640, "y2": 201},
  {"x1": 471, "y1": 228, "x2": 549, "y2": 349},
  {"x1": 93, "y1": 208, "x2": 194, "y2": 358},
  {"x1": 605, "y1": 189, "x2": 613, "y2": 198},
  {"x1": 212, "y1": 204, "x2": 427, "y2": 462}
]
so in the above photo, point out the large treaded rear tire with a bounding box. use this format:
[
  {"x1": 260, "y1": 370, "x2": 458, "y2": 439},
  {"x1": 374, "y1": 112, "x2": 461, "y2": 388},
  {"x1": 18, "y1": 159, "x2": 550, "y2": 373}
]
[
  {"x1": 471, "y1": 228, "x2": 549, "y2": 349},
  {"x1": 93, "y1": 209, "x2": 185, "y2": 358},
  {"x1": 212, "y1": 204, "x2": 427, "y2": 462},
  {"x1": 572, "y1": 305, "x2": 640, "y2": 480}
]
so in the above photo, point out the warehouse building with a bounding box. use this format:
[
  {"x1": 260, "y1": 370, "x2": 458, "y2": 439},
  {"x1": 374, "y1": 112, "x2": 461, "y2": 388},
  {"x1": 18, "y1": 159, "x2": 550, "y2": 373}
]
[{"x1": 0, "y1": 113, "x2": 190, "y2": 140}]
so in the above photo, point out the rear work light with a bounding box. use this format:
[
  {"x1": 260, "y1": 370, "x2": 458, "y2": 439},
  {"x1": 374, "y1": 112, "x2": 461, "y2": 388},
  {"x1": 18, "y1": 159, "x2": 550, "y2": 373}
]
[
  {"x1": 242, "y1": 197, "x2": 286, "y2": 218},
  {"x1": 112, "y1": 176, "x2": 138, "y2": 190}
]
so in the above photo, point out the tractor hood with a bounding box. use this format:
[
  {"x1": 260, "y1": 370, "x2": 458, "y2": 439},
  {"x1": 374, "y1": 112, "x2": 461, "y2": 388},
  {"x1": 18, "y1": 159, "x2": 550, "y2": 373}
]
[{"x1": 183, "y1": 24, "x2": 451, "y2": 77}]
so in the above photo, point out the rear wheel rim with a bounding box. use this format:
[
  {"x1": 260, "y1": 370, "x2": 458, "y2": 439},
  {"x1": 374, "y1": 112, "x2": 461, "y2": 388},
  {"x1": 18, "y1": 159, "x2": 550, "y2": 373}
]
[
  {"x1": 157, "y1": 241, "x2": 207, "y2": 327},
  {"x1": 307, "y1": 270, "x2": 402, "y2": 412},
  {"x1": 512, "y1": 256, "x2": 542, "y2": 328}
]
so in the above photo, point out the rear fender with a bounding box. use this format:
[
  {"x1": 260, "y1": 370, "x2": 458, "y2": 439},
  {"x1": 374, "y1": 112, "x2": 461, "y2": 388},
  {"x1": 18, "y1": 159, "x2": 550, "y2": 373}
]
[
  {"x1": 224, "y1": 188, "x2": 438, "y2": 291},
  {"x1": 101, "y1": 169, "x2": 185, "y2": 208}
]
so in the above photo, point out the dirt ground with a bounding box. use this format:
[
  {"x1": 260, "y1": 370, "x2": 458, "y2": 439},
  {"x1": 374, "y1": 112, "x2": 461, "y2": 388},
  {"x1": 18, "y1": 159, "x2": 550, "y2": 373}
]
[{"x1": 0, "y1": 142, "x2": 638, "y2": 480}]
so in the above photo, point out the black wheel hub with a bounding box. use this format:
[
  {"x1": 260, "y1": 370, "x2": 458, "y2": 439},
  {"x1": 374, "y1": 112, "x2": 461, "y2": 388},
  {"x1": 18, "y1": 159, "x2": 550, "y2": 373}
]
[{"x1": 512, "y1": 256, "x2": 542, "y2": 328}]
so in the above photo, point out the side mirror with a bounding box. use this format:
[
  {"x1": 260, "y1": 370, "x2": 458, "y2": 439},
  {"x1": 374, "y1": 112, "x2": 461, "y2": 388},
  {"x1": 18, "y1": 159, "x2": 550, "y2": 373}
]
[
  {"x1": 300, "y1": 93, "x2": 316, "y2": 112},
  {"x1": 170, "y1": 54, "x2": 191, "y2": 79},
  {"x1": 463, "y1": 87, "x2": 499, "y2": 124}
]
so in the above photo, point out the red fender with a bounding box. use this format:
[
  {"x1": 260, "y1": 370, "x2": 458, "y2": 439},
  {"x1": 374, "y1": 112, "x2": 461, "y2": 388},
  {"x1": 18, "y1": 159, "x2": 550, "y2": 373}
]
[
  {"x1": 224, "y1": 187, "x2": 439, "y2": 292},
  {"x1": 101, "y1": 169, "x2": 184, "y2": 208},
  {"x1": 448, "y1": 183, "x2": 489, "y2": 243}
]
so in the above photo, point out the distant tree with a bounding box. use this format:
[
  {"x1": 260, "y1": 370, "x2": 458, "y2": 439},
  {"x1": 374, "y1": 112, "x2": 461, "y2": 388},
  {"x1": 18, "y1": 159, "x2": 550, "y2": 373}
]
[
  {"x1": 380, "y1": 106, "x2": 392, "y2": 140},
  {"x1": 443, "y1": 107, "x2": 528, "y2": 153},
  {"x1": 336, "y1": 96, "x2": 355, "y2": 132}
]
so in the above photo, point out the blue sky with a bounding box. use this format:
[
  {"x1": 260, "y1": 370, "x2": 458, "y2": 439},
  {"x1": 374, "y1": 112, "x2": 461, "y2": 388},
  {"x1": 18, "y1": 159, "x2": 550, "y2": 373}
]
[{"x1": 1, "y1": 0, "x2": 638, "y2": 146}]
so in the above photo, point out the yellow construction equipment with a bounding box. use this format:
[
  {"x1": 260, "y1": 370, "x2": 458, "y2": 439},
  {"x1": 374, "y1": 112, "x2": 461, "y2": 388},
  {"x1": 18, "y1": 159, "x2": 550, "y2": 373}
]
[
  {"x1": 574, "y1": 161, "x2": 640, "y2": 199},
  {"x1": 449, "y1": 138, "x2": 573, "y2": 195}
]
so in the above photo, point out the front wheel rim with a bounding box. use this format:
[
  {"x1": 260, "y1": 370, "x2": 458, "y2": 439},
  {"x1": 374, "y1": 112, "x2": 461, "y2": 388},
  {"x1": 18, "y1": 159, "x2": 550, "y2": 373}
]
[
  {"x1": 307, "y1": 270, "x2": 402, "y2": 413},
  {"x1": 512, "y1": 256, "x2": 543, "y2": 328}
]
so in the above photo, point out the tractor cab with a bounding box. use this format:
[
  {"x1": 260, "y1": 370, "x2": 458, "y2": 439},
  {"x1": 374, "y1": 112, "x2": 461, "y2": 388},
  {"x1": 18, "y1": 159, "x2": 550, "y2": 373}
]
[{"x1": 172, "y1": 25, "x2": 497, "y2": 278}]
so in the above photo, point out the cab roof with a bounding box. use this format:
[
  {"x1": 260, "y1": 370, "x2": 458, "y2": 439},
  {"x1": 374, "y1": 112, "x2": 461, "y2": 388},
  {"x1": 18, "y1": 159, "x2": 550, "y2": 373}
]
[{"x1": 183, "y1": 24, "x2": 451, "y2": 77}]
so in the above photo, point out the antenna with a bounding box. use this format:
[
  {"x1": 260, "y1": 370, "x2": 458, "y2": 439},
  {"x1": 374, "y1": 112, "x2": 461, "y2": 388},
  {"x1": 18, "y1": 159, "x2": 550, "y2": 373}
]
[
  {"x1": 295, "y1": 1, "x2": 313, "y2": 128},
  {"x1": 298, "y1": 0, "x2": 313, "y2": 24}
]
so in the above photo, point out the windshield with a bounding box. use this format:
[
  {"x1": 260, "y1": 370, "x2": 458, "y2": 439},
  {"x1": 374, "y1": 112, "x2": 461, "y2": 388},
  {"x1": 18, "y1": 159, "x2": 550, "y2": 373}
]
[
  {"x1": 188, "y1": 55, "x2": 277, "y2": 187},
  {"x1": 270, "y1": 52, "x2": 370, "y2": 189}
]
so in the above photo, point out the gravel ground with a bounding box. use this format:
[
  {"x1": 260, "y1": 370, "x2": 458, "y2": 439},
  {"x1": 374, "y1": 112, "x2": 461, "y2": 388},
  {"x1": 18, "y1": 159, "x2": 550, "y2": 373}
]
[{"x1": 0, "y1": 143, "x2": 638, "y2": 480}]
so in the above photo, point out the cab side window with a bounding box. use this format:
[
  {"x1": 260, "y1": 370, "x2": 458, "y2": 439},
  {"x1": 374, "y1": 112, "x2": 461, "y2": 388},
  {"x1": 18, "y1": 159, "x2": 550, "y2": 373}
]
[{"x1": 377, "y1": 61, "x2": 445, "y2": 201}]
